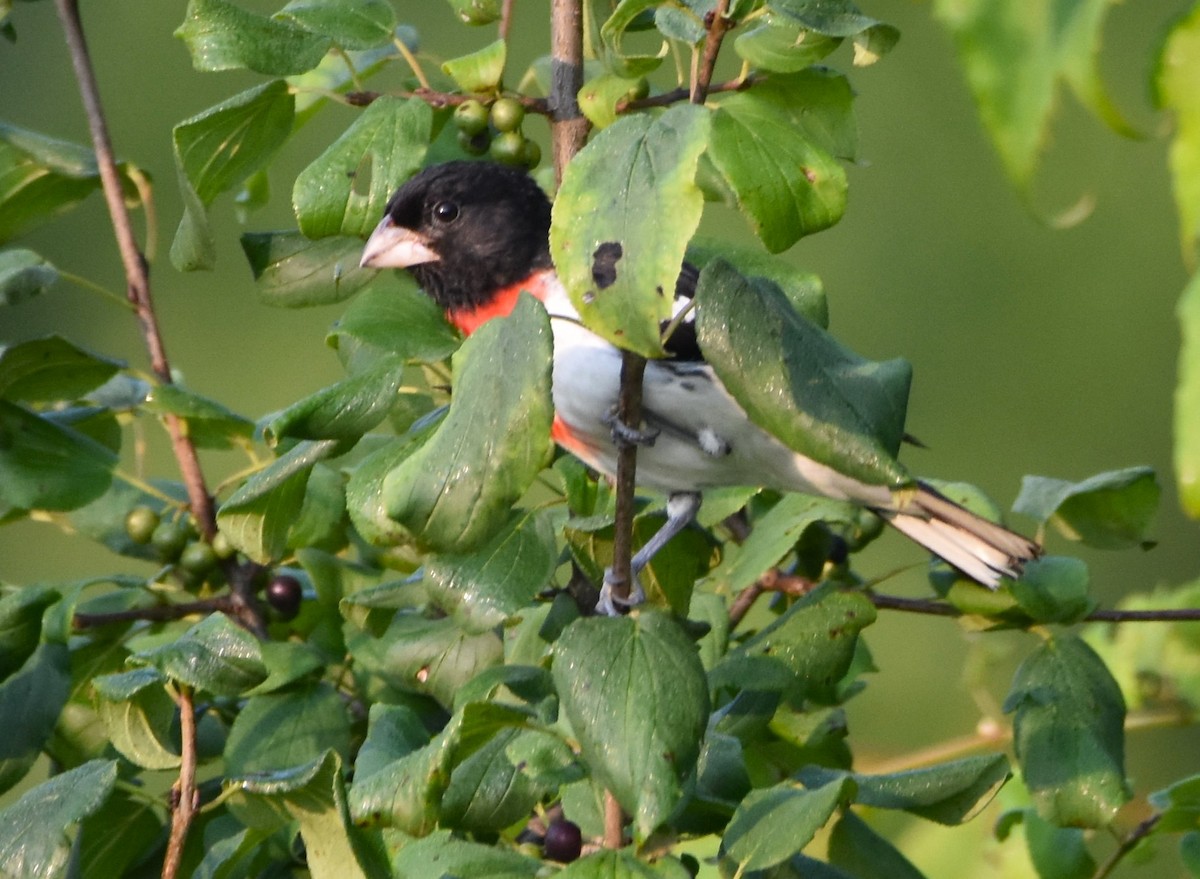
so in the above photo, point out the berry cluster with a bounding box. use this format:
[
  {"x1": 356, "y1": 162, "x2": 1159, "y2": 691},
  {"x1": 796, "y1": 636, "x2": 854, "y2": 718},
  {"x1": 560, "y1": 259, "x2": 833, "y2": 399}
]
[{"x1": 453, "y1": 97, "x2": 541, "y2": 169}]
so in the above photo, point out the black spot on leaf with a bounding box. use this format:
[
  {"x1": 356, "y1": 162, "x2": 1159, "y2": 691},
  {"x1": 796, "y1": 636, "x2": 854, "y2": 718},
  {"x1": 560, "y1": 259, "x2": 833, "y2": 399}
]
[{"x1": 591, "y1": 241, "x2": 623, "y2": 289}]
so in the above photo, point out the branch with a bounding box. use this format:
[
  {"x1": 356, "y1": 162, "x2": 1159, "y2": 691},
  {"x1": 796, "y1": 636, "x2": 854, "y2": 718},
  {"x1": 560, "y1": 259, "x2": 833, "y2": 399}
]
[
  {"x1": 729, "y1": 569, "x2": 820, "y2": 627},
  {"x1": 53, "y1": 0, "x2": 217, "y2": 541},
  {"x1": 499, "y1": 0, "x2": 517, "y2": 42},
  {"x1": 549, "y1": 0, "x2": 589, "y2": 181},
  {"x1": 606, "y1": 354, "x2": 649, "y2": 604},
  {"x1": 619, "y1": 74, "x2": 758, "y2": 113},
  {"x1": 690, "y1": 0, "x2": 733, "y2": 103},
  {"x1": 73, "y1": 595, "x2": 239, "y2": 630},
  {"x1": 346, "y1": 88, "x2": 550, "y2": 114},
  {"x1": 869, "y1": 591, "x2": 1200, "y2": 624},
  {"x1": 162, "y1": 684, "x2": 199, "y2": 879},
  {"x1": 1092, "y1": 814, "x2": 1161, "y2": 879}
]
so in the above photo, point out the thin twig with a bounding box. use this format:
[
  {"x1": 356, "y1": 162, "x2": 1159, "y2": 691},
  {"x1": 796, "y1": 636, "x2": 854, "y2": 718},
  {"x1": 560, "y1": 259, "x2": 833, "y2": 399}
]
[
  {"x1": 73, "y1": 595, "x2": 238, "y2": 630},
  {"x1": 690, "y1": 0, "x2": 733, "y2": 103},
  {"x1": 499, "y1": 0, "x2": 517, "y2": 42},
  {"x1": 1091, "y1": 814, "x2": 1161, "y2": 879},
  {"x1": 162, "y1": 684, "x2": 198, "y2": 879},
  {"x1": 54, "y1": 0, "x2": 217, "y2": 541},
  {"x1": 869, "y1": 591, "x2": 1200, "y2": 624},
  {"x1": 619, "y1": 74, "x2": 758, "y2": 113},
  {"x1": 347, "y1": 87, "x2": 550, "y2": 114}
]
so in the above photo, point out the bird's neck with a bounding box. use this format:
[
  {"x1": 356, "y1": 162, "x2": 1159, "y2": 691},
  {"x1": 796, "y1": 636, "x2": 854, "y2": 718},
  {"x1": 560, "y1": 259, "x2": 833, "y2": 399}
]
[{"x1": 444, "y1": 268, "x2": 560, "y2": 335}]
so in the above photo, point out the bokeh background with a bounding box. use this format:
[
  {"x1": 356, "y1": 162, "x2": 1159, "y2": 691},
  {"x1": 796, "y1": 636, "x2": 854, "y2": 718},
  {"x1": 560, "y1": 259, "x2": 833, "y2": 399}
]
[{"x1": 2, "y1": 1, "x2": 1197, "y2": 874}]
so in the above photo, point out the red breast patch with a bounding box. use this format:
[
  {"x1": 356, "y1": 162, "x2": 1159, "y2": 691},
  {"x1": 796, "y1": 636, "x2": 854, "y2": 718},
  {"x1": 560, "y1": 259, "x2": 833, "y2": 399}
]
[{"x1": 446, "y1": 269, "x2": 556, "y2": 336}]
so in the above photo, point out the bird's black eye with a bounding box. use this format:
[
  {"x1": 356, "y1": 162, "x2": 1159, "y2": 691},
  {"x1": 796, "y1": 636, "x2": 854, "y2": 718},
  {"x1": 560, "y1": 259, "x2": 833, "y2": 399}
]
[{"x1": 432, "y1": 201, "x2": 460, "y2": 224}]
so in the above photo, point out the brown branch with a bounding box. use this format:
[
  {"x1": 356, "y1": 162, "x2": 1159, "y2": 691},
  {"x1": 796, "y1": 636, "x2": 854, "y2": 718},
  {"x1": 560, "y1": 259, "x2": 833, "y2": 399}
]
[
  {"x1": 690, "y1": 0, "x2": 733, "y2": 103},
  {"x1": 606, "y1": 354, "x2": 649, "y2": 606},
  {"x1": 347, "y1": 88, "x2": 550, "y2": 114},
  {"x1": 549, "y1": 0, "x2": 589, "y2": 182},
  {"x1": 54, "y1": 0, "x2": 217, "y2": 542},
  {"x1": 73, "y1": 595, "x2": 238, "y2": 630},
  {"x1": 869, "y1": 591, "x2": 1200, "y2": 624},
  {"x1": 730, "y1": 569, "x2": 820, "y2": 627},
  {"x1": 162, "y1": 684, "x2": 199, "y2": 879},
  {"x1": 619, "y1": 74, "x2": 758, "y2": 113}
]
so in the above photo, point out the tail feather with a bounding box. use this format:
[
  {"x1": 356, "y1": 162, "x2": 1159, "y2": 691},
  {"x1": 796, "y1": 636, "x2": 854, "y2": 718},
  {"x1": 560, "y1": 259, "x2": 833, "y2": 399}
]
[{"x1": 879, "y1": 481, "x2": 1041, "y2": 589}]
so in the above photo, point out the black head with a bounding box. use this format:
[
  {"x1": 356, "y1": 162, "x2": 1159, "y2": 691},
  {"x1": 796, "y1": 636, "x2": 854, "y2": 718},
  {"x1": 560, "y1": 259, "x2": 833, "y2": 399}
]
[{"x1": 360, "y1": 160, "x2": 553, "y2": 313}]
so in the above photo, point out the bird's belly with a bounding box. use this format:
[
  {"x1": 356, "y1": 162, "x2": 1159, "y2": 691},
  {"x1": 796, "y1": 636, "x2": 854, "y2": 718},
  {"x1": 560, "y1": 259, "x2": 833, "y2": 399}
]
[{"x1": 548, "y1": 319, "x2": 885, "y2": 503}]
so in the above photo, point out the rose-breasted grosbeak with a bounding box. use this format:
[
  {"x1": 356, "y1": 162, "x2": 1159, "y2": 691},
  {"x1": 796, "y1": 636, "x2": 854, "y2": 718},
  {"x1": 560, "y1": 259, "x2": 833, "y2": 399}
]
[{"x1": 360, "y1": 160, "x2": 1040, "y2": 613}]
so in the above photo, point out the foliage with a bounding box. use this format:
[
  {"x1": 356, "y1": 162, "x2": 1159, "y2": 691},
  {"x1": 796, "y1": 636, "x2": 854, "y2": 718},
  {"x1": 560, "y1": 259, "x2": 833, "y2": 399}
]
[{"x1": 1, "y1": 0, "x2": 1200, "y2": 878}]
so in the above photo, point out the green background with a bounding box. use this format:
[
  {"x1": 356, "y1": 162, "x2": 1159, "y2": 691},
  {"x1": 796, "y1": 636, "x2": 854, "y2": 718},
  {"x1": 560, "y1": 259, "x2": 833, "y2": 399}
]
[{"x1": 1, "y1": 0, "x2": 1197, "y2": 872}]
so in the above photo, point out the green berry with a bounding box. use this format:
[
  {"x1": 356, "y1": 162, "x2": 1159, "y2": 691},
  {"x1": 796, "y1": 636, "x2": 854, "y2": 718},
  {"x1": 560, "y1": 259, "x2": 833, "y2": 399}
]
[
  {"x1": 457, "y1": 128, "x2": 491, "y2": 156},
  {"x1": 179, "y1": 541, "x2": 218, "y2": 575},
  {"x1": 211, "y1": 531, "x2": 237, "y2": 560},
  {"x1": 124, "y1": 505, "x2": 160, "y2": 544},
  {"x1": 453, "y1": 99, "x2": 489, "y2": 136},
  {"x1": 150, "y1": 519, "x2": 190, "y2": 560},
  {"x1": 489, "y1": 130, "x2": 526, "y2": 166},
  {"x1": 489, "y1": 97, "x2": 525, "y2": 133},
  {"x1": 519, "y1": 138, "x2": 541, "y2": 170}
]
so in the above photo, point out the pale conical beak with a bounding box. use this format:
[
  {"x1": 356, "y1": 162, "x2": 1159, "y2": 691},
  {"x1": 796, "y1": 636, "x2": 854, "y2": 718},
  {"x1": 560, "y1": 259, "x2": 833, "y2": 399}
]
[{"x1": 359, "y1": 216, "x2": 441, "y2": 269}]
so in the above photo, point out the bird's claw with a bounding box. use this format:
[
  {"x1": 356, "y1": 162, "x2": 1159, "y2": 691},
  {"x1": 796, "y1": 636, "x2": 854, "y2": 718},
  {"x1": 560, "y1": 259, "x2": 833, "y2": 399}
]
[
  {"x1": 602, "y1": 407, "x2": 659, "y2": 449},
  {"x1": 596, "y1": 568, "x2": 646, "y2": 617}
]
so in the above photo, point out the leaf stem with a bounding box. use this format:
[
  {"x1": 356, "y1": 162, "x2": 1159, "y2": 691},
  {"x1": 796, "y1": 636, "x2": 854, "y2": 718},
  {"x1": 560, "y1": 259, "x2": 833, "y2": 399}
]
[
  {"x1": 393, "y1": 34, "x2": 431, "y2": 90},
  {"x1": 603, "y1": 789, "x2": 624, "y2": 849},
  {"x1": 57, "y1": 268, "x2": 136, "y2": 312},
  {"x1": 499, "y1": 0, "x2": 517, "y2": 42}
]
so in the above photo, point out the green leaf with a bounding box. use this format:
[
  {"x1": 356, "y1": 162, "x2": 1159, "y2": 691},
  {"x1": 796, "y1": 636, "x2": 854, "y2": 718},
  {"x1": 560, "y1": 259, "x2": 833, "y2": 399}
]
[
  {"x1": 1178, "y1": 270, "x2": 1200, "y2": 517},
  {"x1": 276, "y1": 0, "x2": 396, "y2": 49},
  {"x1": 170, "y1": 80, "x2": 295, "y2": 270},
  {"x1": 1185, "y1": 832, "x2": 1200, "y2": 878},
  {"x1": 440, "y1": 727, "x2": 557, "y2": 832},
  {"x1": 441, "y1": 38, "x2": 506, "y2": 92},
  {"x1": 1013, "y1": 466, "x2": 1160, "y2": 549},
  {"x1": 93, "y1": 667, "x2": 181, "y2": 770},
  {"x1": 144, "y1": 383, "x2": 255, "y2": 449},
  {"x1": 294, "y1": 96, "x2": 431, "y2": 238},
  {"x1": 0, "y1": 642, "x2": 71, "y2": 794},
  {"x1": 224, "y1": 682, "x2": 352, "y2": 774},
  {"x1": 350, "y1": 612, "x2": 504, "y2": 708},
  {"x1": 348, "y1": 716, "x2": 457, "y2": 833},
  {"x1": 687, "y1": 238, "x2": 827, "y2": 326},
  {"x1": 345, "y1": 427, "x2": 438, "y2": 546},
  {"x1": 218, "y1": 439, "x2": 340, "y2": 562},
  {"x1": 798, "y1": 754, "x2": 1011, "y2": 825},
  {"x1": 599, "y1": 0, "x2": 669, "y2": 77},
  {"x1": 722, "y1": 778, "x2": 851, "y2": 872},
  {"x1": 1004, "y1": 633, "x2": 1130, "y2": 827},
  {"x1": 241, "y1": 231, "x2": 376, "y2": 306},
  {"x1": 711, "y1": 585, "x2": 876, "y2": 704},
  {"x1": 1157, "y1": 5, "x2": 1200, "y2": 265},
  {"x1": 329, "y1": 280, "x2": 460, "y2": 366},
  {"x1": 388, "y1": 831, "x2": 541, "y2": 878},
  {"x1": 0, "y1": 760, "x2": 118, "y2": 879},
  {"x1": 734, "y1": 15, "x2": 841, "y2": 73},
  {"x1": 268, "y1": 355, "x2": 408, "y2": 443},
  {"x1": 828, "y1": 810, "x2": 927, "y2": 879},
  {"x1": 173, "y1": 80, "x2": 296, "y2": 205},
  {"x1": 1021, "y1": 808, "x2": 1096, "y2": 879},
  {"x1": 426, "y1": 511, "x2": 557, "y2": 631},
  {"x1": 354, "y1": 703, "x2": 432, "y2": 781},
  {"x1": 933, "y1": 0, "x2": 1133, "y2": 187},
  {"x1": 77, "y1": 788, "x2": 165, "y2": 879},
  {"x1": 709, "y1": 87, "x2": 847, "y2": 252},
  {"x1": 0, "y1": 123, "x2": 136, "y2": 244},
  {"x1": 713, "y1": 493, "x2": 866, "y2": 595},
  {"x1": 176, "y1": 0, "x2": 331, "y2": 74},
  {"x1": 1151, "y1": 774, "x2": 1200, "y2": 834},
  {"x1": 0, "y1": 585, "x2": 58, "y2": 680},
  {"x1": 234, "y1": 751, "x2": 372, "y2": 879},
  {"x1": 0, "y1": 249, "x2": 58, "y2": 305},
  {"x1": 133, "y1": 613, "x2": 269, "y2": 696},
  {"x1": 552, "y1": 610, "x2": 709, "y2": 840},
  {"x1": 447, "y1": 0, "x2": 501, "y2": 26},
  {"x1": 550, "y1": 102, "x2": 710, "y2": 357},
  {"x1": 695, "y1": 260, "x2": 911, "y2": 488},
  {"x1": 578, "y1": 72, "x2": 648, "y2": 129},
  {"x1": 1009, "y1": 556, "x2": 1092, "y2": 624},
  {"x1": 0, "y1": 400, "x2": 117, "y2": 511},
  {"x1": 0, "y1": 336, "x2": 123, "y2": 403},
  {"x1": 382, "y1": 295, "x2": 553, "y2": 552}
]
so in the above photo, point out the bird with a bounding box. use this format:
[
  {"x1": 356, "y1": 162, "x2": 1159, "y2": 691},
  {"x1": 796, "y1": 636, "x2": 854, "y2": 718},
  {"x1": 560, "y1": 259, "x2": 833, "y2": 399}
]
[{"x1": 359, "y1": 160, "x2": 1041, "y2": 614}]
